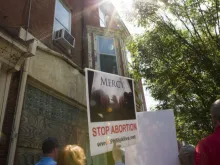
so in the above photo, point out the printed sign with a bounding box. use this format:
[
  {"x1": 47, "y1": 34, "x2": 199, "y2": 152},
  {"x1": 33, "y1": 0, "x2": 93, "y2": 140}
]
[{"x1": 85, "y1": 68, "x2": 139, "y2": 156}]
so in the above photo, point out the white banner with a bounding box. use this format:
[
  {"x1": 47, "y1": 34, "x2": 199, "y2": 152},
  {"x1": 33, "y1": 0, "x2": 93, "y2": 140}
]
[
  {"x1": 125, "y1": 110, "x2": 180, "y2": 165},
  {"x1": 85, "y1": 68, "x2": 139, "y2": 156}
]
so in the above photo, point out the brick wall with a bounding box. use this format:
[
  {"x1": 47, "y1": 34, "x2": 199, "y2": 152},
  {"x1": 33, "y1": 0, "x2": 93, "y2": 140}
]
[
  {"x1": 29, "y1": 0, "x2": 84, "y2": 67},
  {"x1": 0, "y1": 0, "x2": 121, "y2": 68},
  {"x1": 83, "y1": 0, "x2": 100, "y2": 27},
  {"x1": 83, "y1": 0, "x2": 119, "y2": 29},
  {"x1": 0, "y1": 0, "x2": 85, "y2": 67},
  {"x1": 0, "y1": 0, "x2": 28, "y2": 36}
]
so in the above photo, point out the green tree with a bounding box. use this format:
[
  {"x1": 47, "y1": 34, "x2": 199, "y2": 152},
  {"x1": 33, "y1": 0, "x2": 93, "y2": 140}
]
[{"x1": 128, "y1": 0, "x2": 220, "y2": 145}]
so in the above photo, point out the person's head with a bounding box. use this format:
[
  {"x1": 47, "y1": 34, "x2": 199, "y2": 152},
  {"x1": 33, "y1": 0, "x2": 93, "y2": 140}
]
[
  {"x1": 57, "y1": 145, "x2": 85, "y2": 165},
  {"x1": 42, "y1": 137, "x2": 59, "y2": 159},
  {"x1": 210, "y1": 99, "x2": 220, "y2": 128},
  {"x1": 178, "y1": 145, "x2": 195, "y2": 165}
]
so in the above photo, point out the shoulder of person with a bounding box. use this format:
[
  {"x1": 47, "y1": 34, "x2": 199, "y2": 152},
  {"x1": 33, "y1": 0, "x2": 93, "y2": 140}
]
[
  {"x1": 51, "y1": 160, "x2": 57, "y2": 165},
  {"x1": 196, "y1": 133, "x2": 215, "y2": 150}
]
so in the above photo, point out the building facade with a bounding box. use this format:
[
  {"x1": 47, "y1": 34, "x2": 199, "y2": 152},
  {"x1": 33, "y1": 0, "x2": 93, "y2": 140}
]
[{"x1": 0, "y1": 0, "x2": 146, "y2": 165}]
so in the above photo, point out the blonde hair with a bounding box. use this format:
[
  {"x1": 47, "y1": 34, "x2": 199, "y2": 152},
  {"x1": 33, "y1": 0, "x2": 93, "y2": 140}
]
[{"x1": 57, "y1": 145, "x2": 86, "y2": 165}]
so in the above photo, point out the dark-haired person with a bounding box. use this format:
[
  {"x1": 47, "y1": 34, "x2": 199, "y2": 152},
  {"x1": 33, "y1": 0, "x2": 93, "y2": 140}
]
[
  {"x1": 35, "y1": 137, "x2": 59, "y2": 165},
  {"x1": 195, "y1": 99, "x2": 220, "y2": 165}
]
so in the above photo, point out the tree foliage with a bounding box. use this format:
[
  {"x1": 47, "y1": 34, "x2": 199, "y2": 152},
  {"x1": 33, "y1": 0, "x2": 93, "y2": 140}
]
[{"x1": 128, "y1": 0, "x2": 220, "y2": 145}]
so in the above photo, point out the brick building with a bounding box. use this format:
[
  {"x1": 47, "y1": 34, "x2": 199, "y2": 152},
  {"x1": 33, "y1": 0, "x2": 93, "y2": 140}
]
[{"x1": 0, "y1": 0, "x2": 146, "y2": 164}]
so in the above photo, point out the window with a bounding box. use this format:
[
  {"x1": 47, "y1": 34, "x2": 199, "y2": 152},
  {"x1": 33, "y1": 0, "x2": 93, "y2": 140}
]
[
  {"x1": 97, "y1": 36, "x2": 118, "y2": 74},
  {"x1": 99, "y1": 8, "x2": 106, "y2": 27},
  {"x1": 54, "y1": 0, "x2": 71, "y2": 32}
]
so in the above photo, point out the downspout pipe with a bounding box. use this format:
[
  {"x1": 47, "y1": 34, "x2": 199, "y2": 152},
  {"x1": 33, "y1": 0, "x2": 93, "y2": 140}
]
[
  {"x1": 7, "y1": 0, "x2": 35, "y2": 162},
  {"x1": 26, "y1": 0, "x2": 33, "y2": 40},
  {"x1": 7, "y1": 56, "x2": 30, "y2": 165},
  {"x1": 7, "y1": 41, "x2": 37, "y2": 165},
  {"x1": 6, "y1": 39, "x2": 37, "y2": 165},
  {"x1": 0, "y1": 72, "x2": 12, "y2": 137},
  {"x1": 81, "y1": 0, "x2": 87, "y2": 69}
]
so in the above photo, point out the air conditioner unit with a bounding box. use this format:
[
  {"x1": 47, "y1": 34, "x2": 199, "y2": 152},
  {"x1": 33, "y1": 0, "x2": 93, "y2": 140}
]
[{"x1": 53, "y1": 28, "x2": 75, "y2": 49}]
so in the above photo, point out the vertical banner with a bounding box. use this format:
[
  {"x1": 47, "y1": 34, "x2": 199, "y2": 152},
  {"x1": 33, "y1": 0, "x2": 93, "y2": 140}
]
[{"x1": 85, "y1": 68, "x2": 139, "y2": 156}]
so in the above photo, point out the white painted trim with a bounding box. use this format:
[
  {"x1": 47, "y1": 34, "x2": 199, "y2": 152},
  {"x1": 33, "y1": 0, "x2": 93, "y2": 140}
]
[
  {"x1": 115, "y1": 38, "x2": 121, "y2": 76},
  {"x1": 96, "y1": 35, "x2": 100, "y2": 70},
  {"x1": 119, "y1": 39, "x2": 129, "y2": 76},
  {"x1": 0, "y1": 72, "x2": 12, "y2": 133},
  {"x1": 0, "y1": 29, "x2": 37, "y2": 72},
  {"x1": 0, "y1": 31, "x2": 27, "y2": 53},
  {"x1": 87, "y1": 25, "x2": 130, "y2": 39}
]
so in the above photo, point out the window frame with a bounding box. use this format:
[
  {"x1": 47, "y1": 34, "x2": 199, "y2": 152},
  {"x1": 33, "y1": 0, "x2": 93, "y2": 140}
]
[
  {"x1": 96, "y1": 35, "x2": 119, "y2": 74},
  {"x1": 53, "y1": 0, "x2": 72, "y2": 33},
  {"x1": 98, "y1": 7, "x2": 106, "y2": 28}
]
